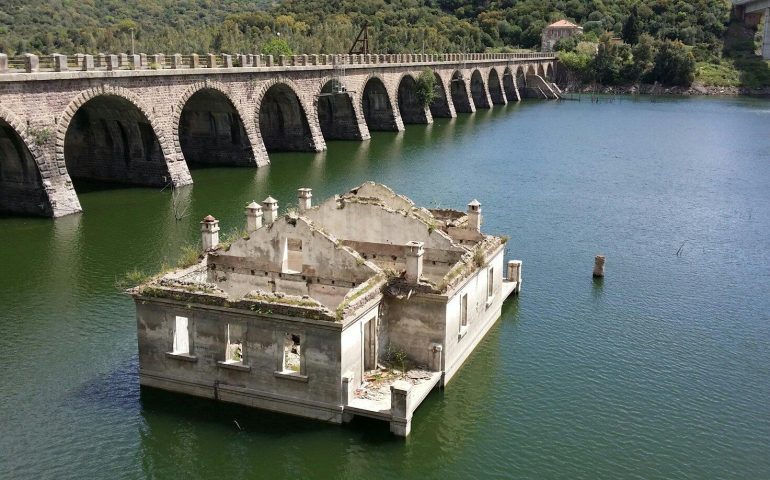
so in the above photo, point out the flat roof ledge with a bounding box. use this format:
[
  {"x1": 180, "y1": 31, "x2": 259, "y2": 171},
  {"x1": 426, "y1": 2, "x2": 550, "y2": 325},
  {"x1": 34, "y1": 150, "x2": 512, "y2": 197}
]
[{"x1": 345, "y1": 371, "x2": 442, "y2": 436}]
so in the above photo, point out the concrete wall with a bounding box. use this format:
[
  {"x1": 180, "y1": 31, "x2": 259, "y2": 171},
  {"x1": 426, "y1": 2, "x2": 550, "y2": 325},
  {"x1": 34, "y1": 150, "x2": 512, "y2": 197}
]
[
  {"x1": 307, "y1": 200, "x2": 462, "y2": 252},
  {"x1": 382, "y1": 293, "x2": 447, "y2": 368},
  {"x1": 443, "y1": 247, "x2": 505, "y2": 383},
  {"x1": 136, "y1": 298, "x2": 347, "y2": 422},
  {"x1": 340, "y1": 303, "x2": 379, "y2": 389}
]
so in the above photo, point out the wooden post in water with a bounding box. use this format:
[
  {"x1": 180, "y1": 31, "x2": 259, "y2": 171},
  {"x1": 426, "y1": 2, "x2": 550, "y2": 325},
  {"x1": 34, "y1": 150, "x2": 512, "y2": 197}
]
[{"x1": 593, "y1": 255, "x2": 605, "y2": 278}]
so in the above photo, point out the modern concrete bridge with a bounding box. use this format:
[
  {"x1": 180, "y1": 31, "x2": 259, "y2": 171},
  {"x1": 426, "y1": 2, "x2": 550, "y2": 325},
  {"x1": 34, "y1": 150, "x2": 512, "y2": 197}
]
[
  {"x1": 0, "y1": 52, "x2": 556, "y2": 217},
  {"x1": 734, "y1": 0, "x2": 770, "y2": 59}
]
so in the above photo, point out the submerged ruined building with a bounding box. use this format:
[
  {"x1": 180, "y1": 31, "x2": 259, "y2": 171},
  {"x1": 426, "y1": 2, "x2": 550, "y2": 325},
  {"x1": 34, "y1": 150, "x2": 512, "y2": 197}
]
[{"x1": 131, "y1": 182, "x2": 522, "y2": 436}]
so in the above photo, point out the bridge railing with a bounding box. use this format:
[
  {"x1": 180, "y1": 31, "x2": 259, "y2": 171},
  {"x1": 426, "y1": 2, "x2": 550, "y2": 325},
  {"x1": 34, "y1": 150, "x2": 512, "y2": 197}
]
[{"x1": 0, "y1": 52, "x2": 555, "y2": 74}]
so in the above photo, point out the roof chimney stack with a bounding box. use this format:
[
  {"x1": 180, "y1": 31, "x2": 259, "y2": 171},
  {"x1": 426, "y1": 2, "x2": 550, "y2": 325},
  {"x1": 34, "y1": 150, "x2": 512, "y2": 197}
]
[
  {"x1": 245, "y1": 201, "x2": 263, "y2": 232},
  {"x1": 405, "y1": 241, "x2": 424, "y2": 284},
  {"x1": 262, "y1": 196, "x2": 279, "y2": 224},
  {"x1": 297, "y1": 188, "x2": 312, "y2": 213},
  {"x1": 200, "y1": 215, "x2": 220, "y2": 251},
  {"x1": 467, "y1": 199, "x2": 482, "y2": 232}
]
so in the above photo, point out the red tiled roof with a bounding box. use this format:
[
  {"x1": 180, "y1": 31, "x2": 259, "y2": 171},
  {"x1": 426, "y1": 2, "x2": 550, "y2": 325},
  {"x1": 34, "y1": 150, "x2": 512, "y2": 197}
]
[{"x1": 547, "y1": 20, "x2": 581, "y2": 28}]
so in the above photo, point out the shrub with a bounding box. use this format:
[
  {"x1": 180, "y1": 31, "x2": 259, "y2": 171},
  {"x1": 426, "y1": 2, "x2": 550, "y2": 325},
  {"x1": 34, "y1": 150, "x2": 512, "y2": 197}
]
[
  {"x1": 416, "y1": 68, "x2": 437, "y2": 108},
  {"x1": 260, "y1": 37, "x2": 292, "y2": 57},
  {"x1": 652, "y1": 40, "x2": 696, "y2": 86}
]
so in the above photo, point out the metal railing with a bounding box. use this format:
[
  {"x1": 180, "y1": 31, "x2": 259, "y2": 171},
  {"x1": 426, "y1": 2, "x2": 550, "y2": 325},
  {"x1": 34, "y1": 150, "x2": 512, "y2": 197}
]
[{"x1": 0, "y1": 51, "x2": 555, "y2": 75}]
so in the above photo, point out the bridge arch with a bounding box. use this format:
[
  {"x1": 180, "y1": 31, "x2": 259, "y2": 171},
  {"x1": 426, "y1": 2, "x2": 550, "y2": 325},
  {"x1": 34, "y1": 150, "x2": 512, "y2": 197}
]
[
  {"x1": 58, "y1": 87, "x2": 174, "y2": 191},
  {"x1": 397, "y1": 73, "x2": 431, "y2": 124},
  {"x1": 361, "y1": 74, "x2": 400, "y2": 131},
  {"x1": 0, "y1": 105, "x2": 53, "y2": 216},
  {"x1": 487, "y1": 68, "x2": 506, "y2": 105},
  {"x1": 256, "y1": 79, "x2": 322, "y2": 152},
  {"x1": 174, "y1": 82, "x2": 257, "y2": 167},
  {"x1": 537, "y1": 64, "x2": 546, "y2": 77},
  {"x1": 502, "y1": 67, "x2": 520, "y2": 102},
  {"x1": 470, "y1": 69, "x2": 491, "y2": 109},
  {"x1": 429, "y1": 71, "x2": 453, "y2": 118},
  {"x1": 316, "y1": 78, "x2": 364, "y2": 140},
  {"x1": 545, "y1": 63, "x2": 555, "y2": 81},
  {"x1": 450, "y1": 70, "x2": 474, "y2": 114}
]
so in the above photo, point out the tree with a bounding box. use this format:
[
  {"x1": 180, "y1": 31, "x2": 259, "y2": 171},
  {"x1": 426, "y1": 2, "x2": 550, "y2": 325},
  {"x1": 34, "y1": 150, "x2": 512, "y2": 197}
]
[
  {"x1": 621, "y1": 7, "x2": 640, "y2": 45},
  {"x1": 652, "y1": 40, "x2": 695, "y2": 86},
  {"x1": 630, "y1": 33, "x2": 657, "y2": 82},
  {"x1": 260, "y1": 37, "x2": 293, "y2": 57}
]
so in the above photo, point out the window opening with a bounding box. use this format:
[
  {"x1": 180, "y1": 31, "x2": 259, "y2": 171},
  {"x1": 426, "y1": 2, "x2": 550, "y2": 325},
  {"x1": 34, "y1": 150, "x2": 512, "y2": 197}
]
[
  {"x1": 283, "y1": 238, "x2": 303, "y2": 273},
  {"x1": 225, "y1": 324, "x2": 243, "y2": 363},
  {"x1": 283, "y1": 333, "x2": 302, "y2": 374},
  {"x1": 460, "y1": 294, "x2": 468, "y2": 330},
  {"x1": 173, "y1": 316, "x2": 189, "y2": 354},
  {"x1": 488, "y1": 267, "x2": 494, "y2": 299}
]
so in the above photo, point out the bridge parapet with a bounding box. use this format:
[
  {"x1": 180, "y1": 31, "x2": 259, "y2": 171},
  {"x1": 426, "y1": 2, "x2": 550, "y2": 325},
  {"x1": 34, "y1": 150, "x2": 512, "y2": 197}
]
[{"x1": 0, "y1": 52, "x2": 556, "y2": 78}]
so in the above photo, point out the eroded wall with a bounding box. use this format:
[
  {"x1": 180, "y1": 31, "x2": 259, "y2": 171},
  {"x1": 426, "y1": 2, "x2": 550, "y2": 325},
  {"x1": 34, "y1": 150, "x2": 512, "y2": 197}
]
[{"x1": 136, "y1": 299, "x2": 345, "y2": 421}]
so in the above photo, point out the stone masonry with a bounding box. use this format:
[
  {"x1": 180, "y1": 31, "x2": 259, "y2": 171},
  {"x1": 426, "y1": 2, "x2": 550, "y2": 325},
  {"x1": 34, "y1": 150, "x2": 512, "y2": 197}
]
[{"x1": 0, "y1": 53, "x2": 556, "y2": 217}]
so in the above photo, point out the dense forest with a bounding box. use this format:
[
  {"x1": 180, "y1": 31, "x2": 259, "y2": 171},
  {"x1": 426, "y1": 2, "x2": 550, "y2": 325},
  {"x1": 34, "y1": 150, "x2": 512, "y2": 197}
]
[
  {"x1": 1, "y1": 0, "x2": 766, "y2": 87},
  {"x1": 0, "y1": 0, "x2": 732, "y2": 55}
]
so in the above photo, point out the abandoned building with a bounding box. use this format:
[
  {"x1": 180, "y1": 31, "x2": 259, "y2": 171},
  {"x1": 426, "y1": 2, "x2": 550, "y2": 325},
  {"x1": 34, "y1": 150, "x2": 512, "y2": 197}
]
[
  {"x1": 131, "y1": 182, "x2": 522, "y2": 436},
  {"x1": 541, "y1": 20, "x2": 584, "y2": 52}
]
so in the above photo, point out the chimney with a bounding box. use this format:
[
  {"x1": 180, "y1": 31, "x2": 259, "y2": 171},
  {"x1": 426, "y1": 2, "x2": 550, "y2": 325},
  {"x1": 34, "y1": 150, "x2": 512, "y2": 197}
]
[
  {"x1": 405, "y1": 241, "x2": 424, "y2": 284},
  {"x1": 200, "y1": 215, "x2": 220, "y2": 250},
  {"x1": 262, "y1": 196, "x2": 279, "y2": 223},
  {"x1": 467, "y1": 199, "x2": 482, "y2": 232},
  {"x1": 297, "y1": 187, "x2": 312, "y2": 213},
  {"x1": 245, "y1": 201, "x2": 262, "y2": 232}
]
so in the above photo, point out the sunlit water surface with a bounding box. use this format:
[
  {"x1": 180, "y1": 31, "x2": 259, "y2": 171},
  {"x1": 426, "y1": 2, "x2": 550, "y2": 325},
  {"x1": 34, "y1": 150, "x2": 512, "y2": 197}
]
[{"x1": 1, "y1": 96, "x2": 769, "y2": 479}]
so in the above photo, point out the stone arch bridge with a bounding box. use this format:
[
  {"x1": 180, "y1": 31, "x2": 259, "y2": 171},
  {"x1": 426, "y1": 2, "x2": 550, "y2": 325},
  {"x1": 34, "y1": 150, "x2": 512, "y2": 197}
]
[{"x1": 0, "y1": 52, "x2": 556, "y2": 217}]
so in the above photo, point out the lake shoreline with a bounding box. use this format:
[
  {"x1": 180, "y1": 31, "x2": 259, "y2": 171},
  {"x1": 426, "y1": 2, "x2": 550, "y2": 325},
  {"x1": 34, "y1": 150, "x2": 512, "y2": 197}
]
[{"x1": 561, "y1": 83, "x2": 770, "y2": 97}]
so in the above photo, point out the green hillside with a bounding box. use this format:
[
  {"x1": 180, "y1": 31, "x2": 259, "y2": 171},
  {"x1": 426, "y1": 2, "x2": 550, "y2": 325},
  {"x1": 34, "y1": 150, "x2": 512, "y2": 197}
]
[{"x1": 0, "y1": 0, "x2": 733, "y2": 55}]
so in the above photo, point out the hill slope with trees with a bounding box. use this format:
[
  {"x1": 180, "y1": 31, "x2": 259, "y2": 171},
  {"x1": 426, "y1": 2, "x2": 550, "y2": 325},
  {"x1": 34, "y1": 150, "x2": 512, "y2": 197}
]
[{"x1": 1, "y1": 0, "x2": 765, "y2": 88}]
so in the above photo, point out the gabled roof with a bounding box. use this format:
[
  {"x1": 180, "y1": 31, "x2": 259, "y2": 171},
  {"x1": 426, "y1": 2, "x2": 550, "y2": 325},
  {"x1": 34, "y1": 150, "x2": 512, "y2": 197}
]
[{"x1": 547, "y1": 20, "x2": 581, "y2": 29}]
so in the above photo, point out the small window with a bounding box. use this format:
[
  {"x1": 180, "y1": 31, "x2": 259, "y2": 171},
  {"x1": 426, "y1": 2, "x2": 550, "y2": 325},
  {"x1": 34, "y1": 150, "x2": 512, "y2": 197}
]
[
  {"x1": 460, "y1": 294, "x2": 468, "y2": 329},
  {"x1": 225, "y1": 324, "x2": 243, "y2": 364},
  {"x1": 283, "y1": 333, "x2": 302, "y2": 374},
  {"x1": 487, "y1": 267, "x2": 495, "y2": 299},
  {"x1": 173, "y1": 316, "x2": 189, "y2": 354}
]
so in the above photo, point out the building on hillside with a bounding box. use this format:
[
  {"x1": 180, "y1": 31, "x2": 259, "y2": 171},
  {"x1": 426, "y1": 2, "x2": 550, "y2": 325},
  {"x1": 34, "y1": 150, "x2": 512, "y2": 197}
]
[
  {"x1": 541, "y1": 19, "x2": 584, "y2": 52},
  {"x1": 130, "y1": 182, "x2": 522, "y2": 436}
]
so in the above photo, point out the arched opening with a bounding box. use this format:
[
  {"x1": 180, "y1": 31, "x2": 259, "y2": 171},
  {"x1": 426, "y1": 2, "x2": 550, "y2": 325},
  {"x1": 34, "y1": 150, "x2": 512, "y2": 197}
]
[
  {"x1": 450, "y1": 71, "x2": 473, "y2": 114},
  {"x1": 259, "y1": 83, "x2": 314, "y2": 152},
  {"x1": 537, "y1": 64, "x2": 546, "y2": 77},
  {"x1": 470, "y1": 70, "x2": 490, "y2": 109},
  {"x1": 503, "y1": 67, "x2": 519, "y2": 102},
  {"x1": 429, "y1": 73, "x2": 452, "y2": 117},
  {"x1": 179, "y1": 88, "x2": 253, "y2": 166},
  {"x1": 488, "y1": 69, "x2": 506, "y2": 105},
  {"x1": 362, "y1": 77, "x2": 398, "y2": 131},
  {"x1": 397, "y1": 75, "x2": 429, "y2": 124},
  {"x1": 317, "y1": 80, "x2": 361, "y2": 140},
  {"x1": 0, "y1": 119, "x2": 52, "y2": 216},
  {"x1": 64, "y1": 95, "x2": 170, "y2": 189},
  {"x1": 546, "y1": 64, "x2": 555, "y2": 81}
]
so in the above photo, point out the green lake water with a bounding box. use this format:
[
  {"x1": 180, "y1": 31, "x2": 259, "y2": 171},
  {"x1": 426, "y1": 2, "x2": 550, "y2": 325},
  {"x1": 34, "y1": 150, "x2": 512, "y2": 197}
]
[{"x1": 1, "y1": 96, "x2": 769, "y2": 479}]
